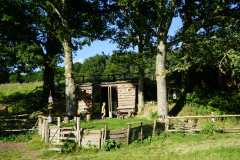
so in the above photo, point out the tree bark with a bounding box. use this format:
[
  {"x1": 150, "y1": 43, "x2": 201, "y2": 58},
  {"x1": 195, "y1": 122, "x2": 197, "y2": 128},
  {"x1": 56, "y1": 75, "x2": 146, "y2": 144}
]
[
  {"x1": 62, "y1": 0, "x2": 76, "y2": 116},
  {"x1": 137, "y1": 34, "x2": 144, "y2": 113},
  {"x1": 156, "y1": 40, "x2": 168, "y2": 118}
]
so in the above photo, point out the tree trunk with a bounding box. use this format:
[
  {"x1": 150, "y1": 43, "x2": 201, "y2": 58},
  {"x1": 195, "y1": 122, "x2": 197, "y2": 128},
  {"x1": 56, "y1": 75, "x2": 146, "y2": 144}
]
[
  {"x1": 138, "y1": 65, "x2": 144, "y2": 113},
  {"x1": 137, "y1": 34, "x2": 144, "y2": 113},
  {"x1": 156, "y1": 40, "x2": 168, "y2": 118},
  {"x1": 62, "y1": 0, "x2": 76, "y2": 116}
]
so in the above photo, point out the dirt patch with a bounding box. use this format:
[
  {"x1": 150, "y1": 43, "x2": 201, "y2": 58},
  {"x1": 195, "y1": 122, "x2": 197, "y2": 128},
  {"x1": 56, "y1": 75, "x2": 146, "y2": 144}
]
[{"x1": 0, "y1": 142, "x2": 27, "y2": 152}]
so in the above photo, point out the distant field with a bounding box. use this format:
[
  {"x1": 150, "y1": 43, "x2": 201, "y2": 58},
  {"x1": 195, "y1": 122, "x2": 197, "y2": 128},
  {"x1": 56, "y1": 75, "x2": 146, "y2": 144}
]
[{"x1": 0, "y1": 82, "x2": 43, "y2": 102}]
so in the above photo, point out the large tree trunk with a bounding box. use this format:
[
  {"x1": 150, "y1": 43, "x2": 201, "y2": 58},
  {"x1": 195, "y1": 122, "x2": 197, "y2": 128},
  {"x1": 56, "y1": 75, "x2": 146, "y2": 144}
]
[
  {"x1": 137, "y1": 34, "x2": 144, "y2": 113},
  {"x1": 62, "y1": 0, "x2": 76, "y2": 116},
  {"x1": 138, "y1": 65, "x2": 144, "y2": 113},
  {"x1": 156, "y1": 40, "x2": 168, "y2": 118}
]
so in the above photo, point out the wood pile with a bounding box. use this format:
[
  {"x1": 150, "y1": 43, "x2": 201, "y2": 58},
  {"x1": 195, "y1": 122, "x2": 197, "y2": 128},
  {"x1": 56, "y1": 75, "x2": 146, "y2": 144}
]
[
  {"x1": 78, "y1": 86, "x2": 93, "y2": 115},
  {"x1": 117, "y1": 84, "x2": 137, "y2": 114}
]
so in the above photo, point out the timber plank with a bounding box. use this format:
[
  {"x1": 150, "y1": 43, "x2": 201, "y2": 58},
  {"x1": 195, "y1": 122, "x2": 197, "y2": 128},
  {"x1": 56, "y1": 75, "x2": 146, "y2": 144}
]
[{"x1": 108, "y1": 129, "x2": 127, "y2": 135}]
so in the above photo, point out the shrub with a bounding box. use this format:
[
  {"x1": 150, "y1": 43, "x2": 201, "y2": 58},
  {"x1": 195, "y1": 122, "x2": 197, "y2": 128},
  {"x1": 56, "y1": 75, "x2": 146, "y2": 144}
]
[
  {"x1": 102, "y1": 139, "x2": 121, "y2": 151},
  {"x1": 201, "y1": 120, "x2": 219, "y2": 135}
]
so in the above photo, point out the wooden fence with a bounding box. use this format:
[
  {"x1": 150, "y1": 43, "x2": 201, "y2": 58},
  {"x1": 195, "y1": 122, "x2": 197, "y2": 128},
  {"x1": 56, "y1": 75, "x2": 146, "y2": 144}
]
[
  {"x1": 0, "y1": 113, "x2": 42, "y2": 132},
  {"x1": 38, "y1": 116, "x2": 165, "y2": 149},
  {"x1": 0, "y1": 86, "x2": 43, "y2": 117},
  {"x1": 166, "y1": 113, "x2": 240, "y2": 133}
]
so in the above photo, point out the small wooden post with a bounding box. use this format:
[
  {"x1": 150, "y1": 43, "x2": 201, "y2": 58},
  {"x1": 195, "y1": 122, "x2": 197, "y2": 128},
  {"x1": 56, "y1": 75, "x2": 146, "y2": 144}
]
[
  {"x1": 211, "y1": 112, "x2": 215, "y2": 123},
  {"x1": 104, "y1": 125, "x2": 107, "y2": 142},
  {"x1": 98, "y1": 130, "x2": 101, "y2": 149},
  {"x1": 153, "y1": 119, "x2": 157, "y2": 137},
  {"x1": 141, "y1": 122, "x2": 143, "y2": 142},
  {"x1": 82, "y1": 76, "x2": 85, "y2": 83},
  {"x1": 77, "y1": 117, "x2": 80, "y2": 144},
  {"x1": 211, "y1": 112, "x2": 215, "y2": 134},
  {"x1": 57, "y1": 117, "x2": 60, "y2": 143},
  {"x1": 36, "y1": 87, "x2": 38, "y2": 102},
  {"x1": 38, "y1": 117, "x2": 42, "y2": 135},
  {"x1": 127, "y1": 124, "x2": 131, "y2": 146},
  {"x1": 45, "y1": 119, "x2": 49, "y2": 144},
  {"x1": 79, "y1": 128, "x2": 82, "y2": 147},
  {"x1": 41, "y1": 120, "x2": 45, "y2": 141}
]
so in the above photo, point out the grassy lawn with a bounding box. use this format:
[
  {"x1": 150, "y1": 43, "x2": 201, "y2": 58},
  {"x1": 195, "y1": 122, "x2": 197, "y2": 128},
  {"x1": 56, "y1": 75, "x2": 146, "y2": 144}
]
[
  {"x1": 1, "y1": 132, "x2": 240, "y2": 160},
  {"x1": 51, "y1": 117, "x2": 156, "y2": 130},
  {"x1": 0, "y1": 82, "x2": 43, "y2": 102}
]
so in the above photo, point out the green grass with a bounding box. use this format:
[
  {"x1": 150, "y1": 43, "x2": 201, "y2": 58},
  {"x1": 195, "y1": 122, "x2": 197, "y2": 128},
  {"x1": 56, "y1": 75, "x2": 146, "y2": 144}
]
[
  {"x1": 0, "y1": 81, "x2": 43, "y2": 102},
  {"x1": 57, "y1": 117, "x2": 155, "y2": 130}
]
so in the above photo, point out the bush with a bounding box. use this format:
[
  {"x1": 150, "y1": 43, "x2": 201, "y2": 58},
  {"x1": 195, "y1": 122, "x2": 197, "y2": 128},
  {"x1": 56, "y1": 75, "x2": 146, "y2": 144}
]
[
  {"x1": 102, "y1": 139, "x2": 121, "y2": 151},
  {"x1": 0, "y1": 130, "x2": 38, "y2": 143},
  {"x1": 201, "y1": 120, "x2": 219, "y2": 135}
]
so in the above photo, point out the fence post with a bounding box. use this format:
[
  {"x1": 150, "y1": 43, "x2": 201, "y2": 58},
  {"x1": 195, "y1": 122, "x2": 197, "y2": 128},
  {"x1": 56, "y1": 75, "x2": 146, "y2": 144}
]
[
  {"x1": 38, "y1": 117, "x2": 42, "y2": 135},
  {"x1": 211, "y1": 112, "x2": 215, "y2": 134},
  {"x1": 127, "y1": 124, "x2": 131, "y2": 146},
  {"x1": 104, "y1": 125, "x2": 107, "y2": 142},
  {"x1": 77, "y1": 117, "x2": 80, "y2": 145},
  {"x1": 153, "y1": 119, "x2": 157, "y2": 137},
  {"x1": 45, "y1": 119, "x2": 49, "y2": 144},
  {"x1": 36, "y1": 87, "x2": 38, "y2": 102},
  {"x1": 57, "y1": 117, "x2": 60, "y2": 143},
  {"x1": 101, "y1": 128, "x2": 104, "y2": 146}
]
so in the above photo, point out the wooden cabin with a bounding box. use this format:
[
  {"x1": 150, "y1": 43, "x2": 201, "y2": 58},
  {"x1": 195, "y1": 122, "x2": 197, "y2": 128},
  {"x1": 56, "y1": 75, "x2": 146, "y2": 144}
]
[{"x1": 77, "y1": 81, "x2": 138, "y2": 118}]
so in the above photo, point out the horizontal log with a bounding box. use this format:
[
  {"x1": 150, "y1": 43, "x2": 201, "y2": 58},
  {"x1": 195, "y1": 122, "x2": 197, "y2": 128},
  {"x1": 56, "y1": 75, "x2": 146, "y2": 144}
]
[
  {"x1": 117, "y1": 110, "x2": 136, "y2": 113},
  {"x1": 167, "y1": 115, "x2": 240, "y2": 119},
  {"x1": 0, "y1": 119, "x2": 29, "y2": 122},
  {"x1": 107, "y1": 134, "x2": 126, "y2": 139},
  {"x1": 127, "y1": 121, "x2": 144, "y2": 125},
  {"x1": 0, "y1": 129, "x2": 33, "y2": 132},
  {"x1": 117, "y1": 106, "x2": 136, "y2": 109},
  {"x1": 0, "y1": 113, "x2": 42, "y2": 118},
  {"x1": 83, "y1": 129, "x2": 101, "y2": 134},
  {"x1": 108, "y1": 129, "x2": 127, "y2": 135},
  {"x1": 108, "y1": 138, "x2": 126, "y2": 143}
]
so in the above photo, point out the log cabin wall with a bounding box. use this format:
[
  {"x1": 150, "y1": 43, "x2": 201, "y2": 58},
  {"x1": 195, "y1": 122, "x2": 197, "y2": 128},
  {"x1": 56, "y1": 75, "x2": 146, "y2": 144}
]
[
  {"x1": 78, "y1": 86, "x2": 93, "y2": 115},
  {"x1": 117, "y1": 84, "x2": 137, "y2": 113},
  {"x1": 78, "y1": 82, "x2": 138, "y2": 116}
]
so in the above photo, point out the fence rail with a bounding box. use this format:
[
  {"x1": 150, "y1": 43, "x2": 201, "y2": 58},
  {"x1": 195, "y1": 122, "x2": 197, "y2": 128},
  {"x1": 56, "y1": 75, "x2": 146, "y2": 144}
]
[
  {"x1": 75, "y1": 73, "x2": 156, "y2": 83},
  {"x1": 166, "y1": 113, "x2": 240, "y2": 133}
]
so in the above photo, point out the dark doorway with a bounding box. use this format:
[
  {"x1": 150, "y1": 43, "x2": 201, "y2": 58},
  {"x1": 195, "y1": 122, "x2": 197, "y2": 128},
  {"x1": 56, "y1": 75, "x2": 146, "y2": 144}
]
[
  {"x1": 111, "y1": 86, "x2": 118, "y2": 117},
  {"x1": 93, "y1": 86, "x2": 101, "y2": 119},
  {"x1": 101, "y1": 87, "x2": 109, "y2": 117}
]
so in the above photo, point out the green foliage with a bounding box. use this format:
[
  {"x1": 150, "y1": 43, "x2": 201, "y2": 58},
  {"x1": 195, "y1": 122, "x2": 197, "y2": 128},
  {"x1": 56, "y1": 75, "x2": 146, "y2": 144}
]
[
  {"x1": 102, "y1": 139, "x2": 121, "y2": 152},
  {"x1": 149, "y1": 110, "x2": 160, "y2": 119},
  {"x1": 201, "y1": 120, "x2": 219, "y2": 135},
  {"x1": 185, "y1": 89, "x2": 240, "y2": 115},
  {"x1": 0, "y1": 130, "x2": 38, "y2": 143},
  {"x1": 62, "y1": 141, "x2": 78, "y2": 154}
]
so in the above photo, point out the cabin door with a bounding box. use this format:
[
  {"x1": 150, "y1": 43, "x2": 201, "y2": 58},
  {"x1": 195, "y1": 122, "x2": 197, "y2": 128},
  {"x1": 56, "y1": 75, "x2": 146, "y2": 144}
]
[{"x1": 108, "y1": 87, "x2": 112, "y2": 118}]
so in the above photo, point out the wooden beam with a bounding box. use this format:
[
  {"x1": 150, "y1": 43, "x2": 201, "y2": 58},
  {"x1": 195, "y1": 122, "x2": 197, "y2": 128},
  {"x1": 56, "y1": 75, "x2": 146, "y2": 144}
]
[{"x1": 167, "y1": 115, "x2": 240, "y2": 119}]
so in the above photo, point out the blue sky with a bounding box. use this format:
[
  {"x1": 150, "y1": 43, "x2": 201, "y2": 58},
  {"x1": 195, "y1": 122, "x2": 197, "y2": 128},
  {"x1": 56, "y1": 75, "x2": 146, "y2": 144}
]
[{"x1": 60, "y1": 17, "x2": 182, "y2": 67}]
